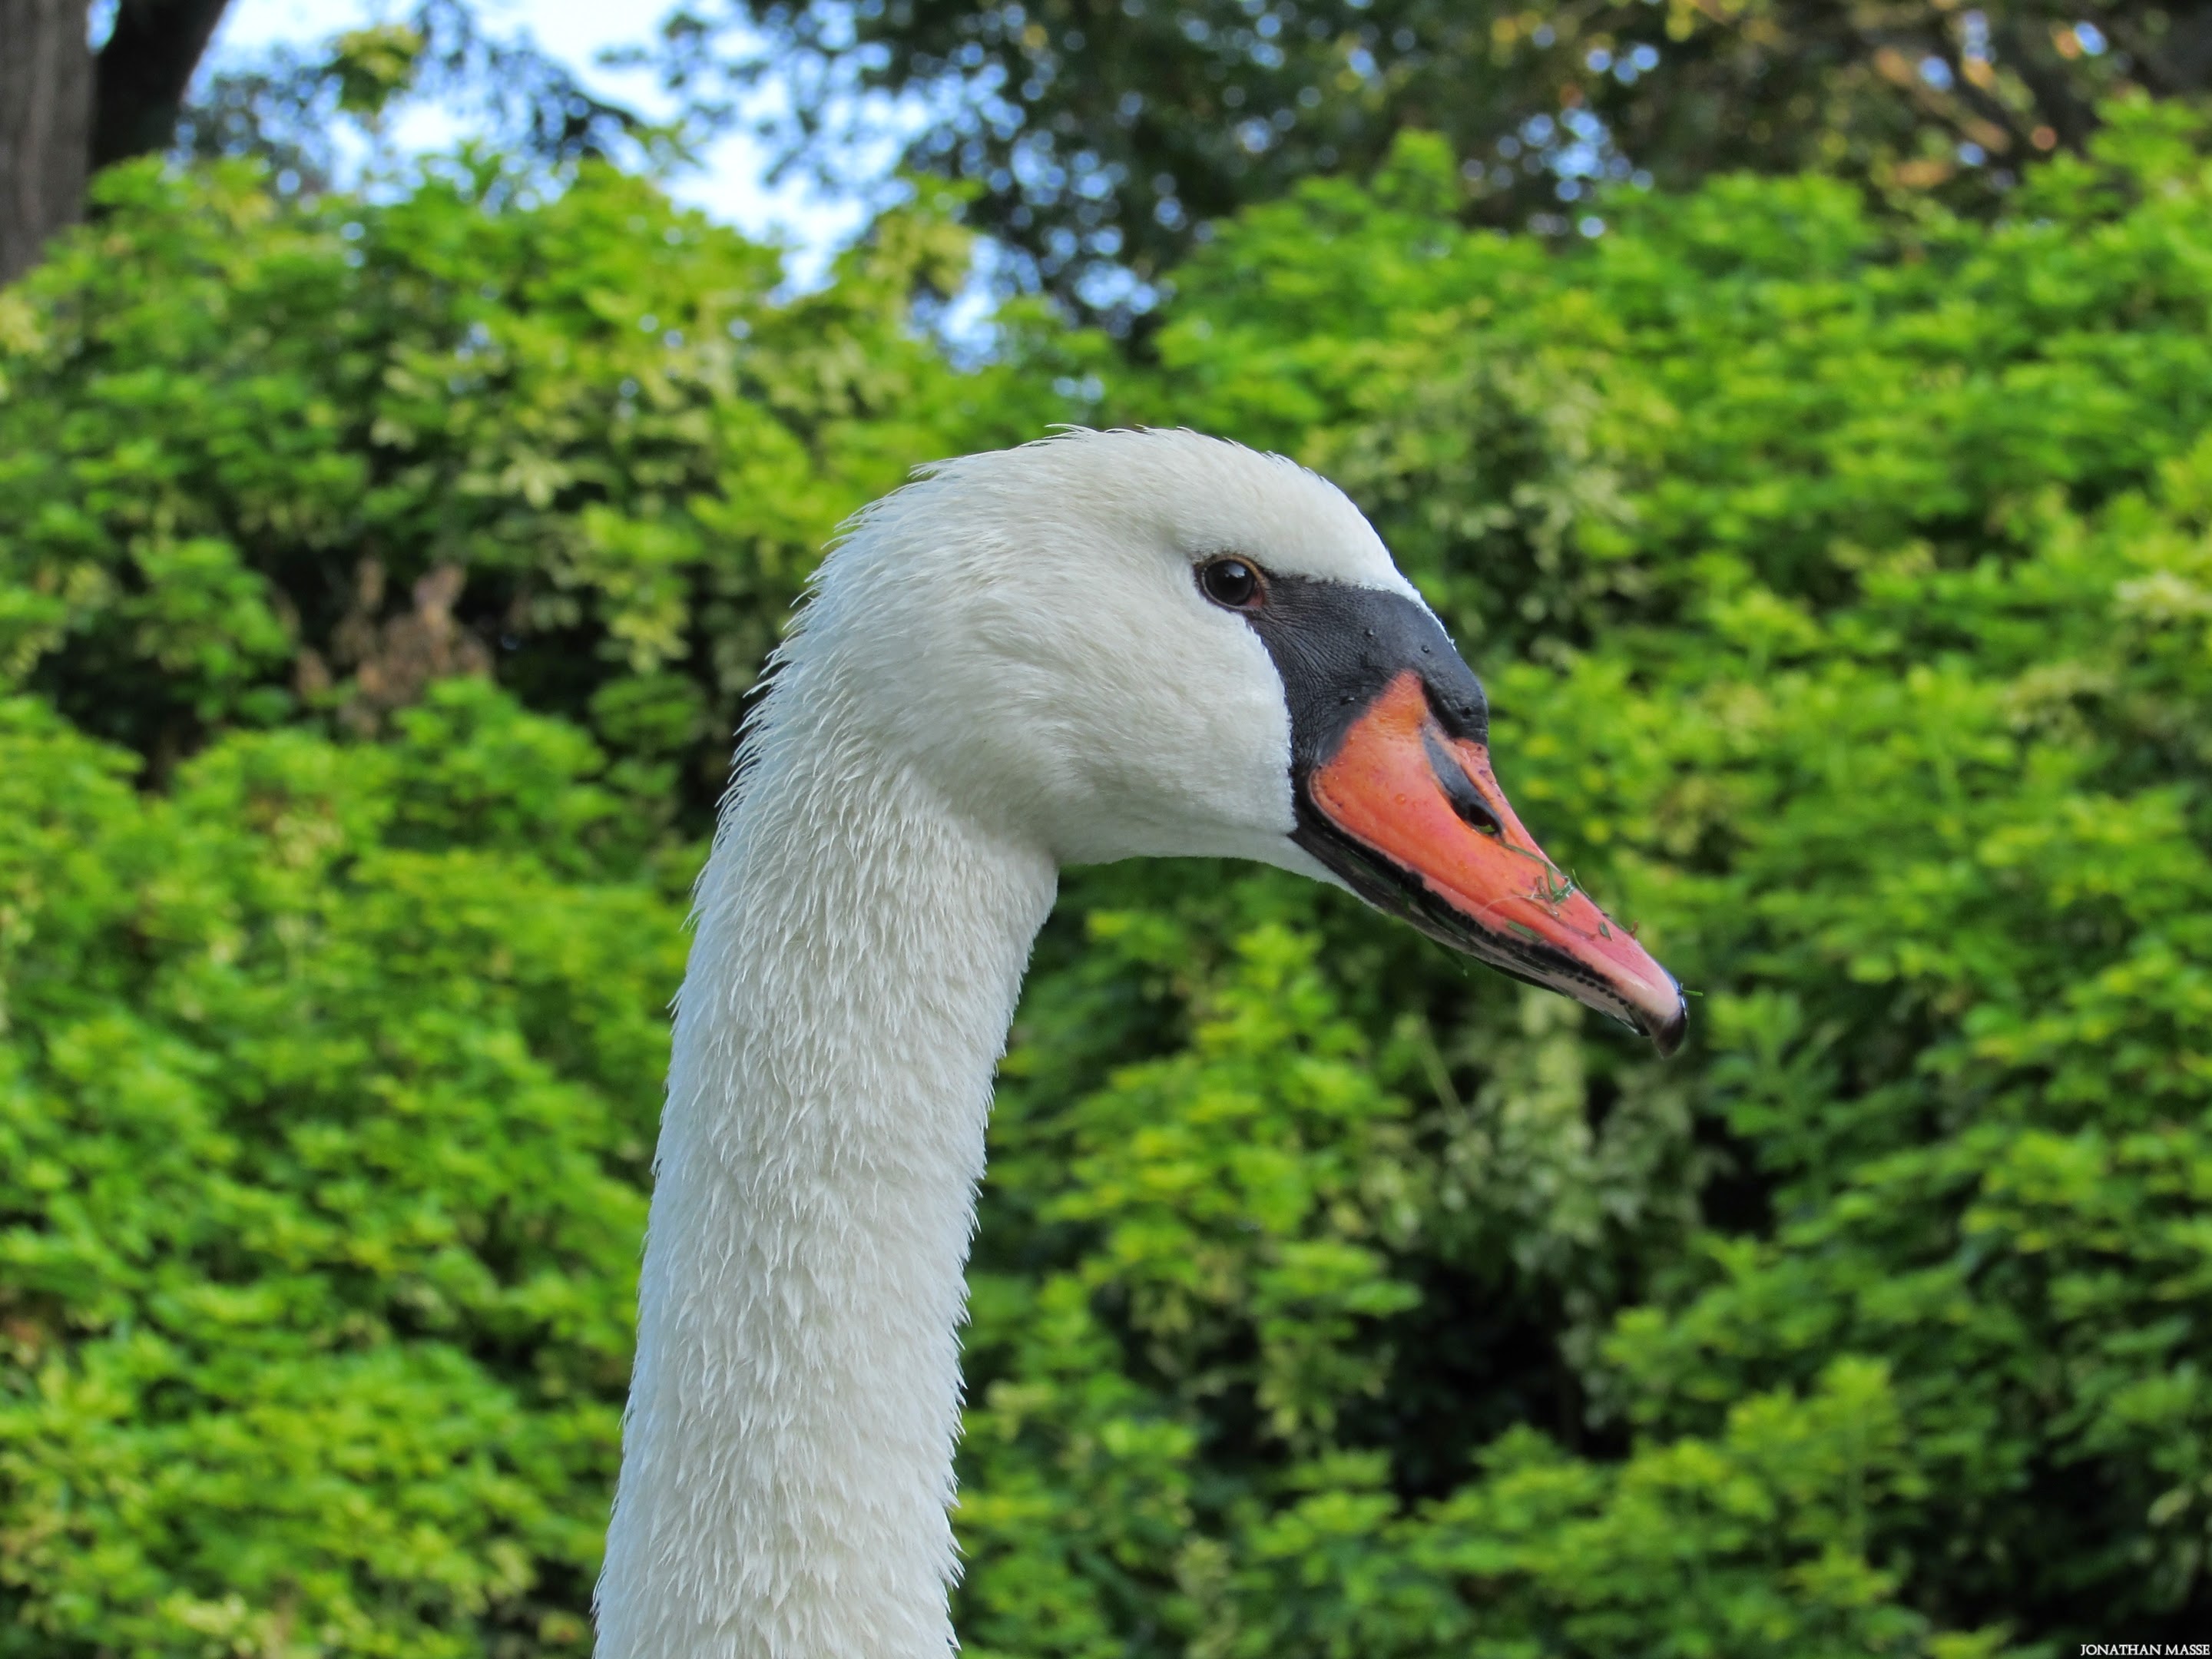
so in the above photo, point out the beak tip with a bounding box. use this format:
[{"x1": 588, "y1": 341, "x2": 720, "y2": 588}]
[{"x1": 1645, "y1": 988, "x2": 1689, "y2": 1058}]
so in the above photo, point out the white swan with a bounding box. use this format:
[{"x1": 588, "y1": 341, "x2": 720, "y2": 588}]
[{"x1": 594, "y1": 429, "x2": 1684, "y2": 1658}]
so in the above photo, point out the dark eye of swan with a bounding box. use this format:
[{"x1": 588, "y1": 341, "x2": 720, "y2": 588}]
[{"x1": 1198, "y1": 556, "x2": 1261, "y2": 608}]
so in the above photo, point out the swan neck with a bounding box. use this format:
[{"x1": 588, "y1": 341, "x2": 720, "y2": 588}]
[{"x1": 595, "y1": 723, "x2": 1055, "y2": 1659}]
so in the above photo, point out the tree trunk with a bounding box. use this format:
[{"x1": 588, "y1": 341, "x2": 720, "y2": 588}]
[
  {"x1": 0, "y1": 0, "x2": 93, "y2": 286},
  {"x1": 91, "y1": 0, "x2": 233, "y2": 170}
]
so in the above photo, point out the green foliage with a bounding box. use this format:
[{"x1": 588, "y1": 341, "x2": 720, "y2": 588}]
[
  {"x1": 0, "y1": 155, "x2": 1061, "y2": 806},
  {"x1": 6, "y1": 102, "x2": 2212, "y2": 1656},
  {"x1": 0, "y1": 682, "x2": 684, "y2": 1654},
  {"x1": 326, "y1": 26, "x2": 429, "y2": 119}
]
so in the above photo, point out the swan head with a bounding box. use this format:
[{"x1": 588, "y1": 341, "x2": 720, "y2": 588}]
[{"x1": 783, "y1": 429, "x2": 1687, "y2": 1053}]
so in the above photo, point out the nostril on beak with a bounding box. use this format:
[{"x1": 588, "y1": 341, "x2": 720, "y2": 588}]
[{"x1": 1419, "y1": 726, "x2": 1502, "y2": 838}]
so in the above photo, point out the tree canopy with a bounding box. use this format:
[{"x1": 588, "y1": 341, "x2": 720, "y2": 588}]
[
  {"x1": 697, "y1": 0, "x2": 2207, "y2": 317},
  {"x1": 5, "y1": 97, "x2": 2212, "y2": 1657}
]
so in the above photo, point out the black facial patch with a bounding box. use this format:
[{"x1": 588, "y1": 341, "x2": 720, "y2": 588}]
[
  {"x1": 1225, "y1": 567, "x2": 1683, "y2": 1051},
  {"x1": 1230, "y1": 572, "x2": 1584, "y2": 1006},
  {"x1": 1233, "y1": 572, "x2": 1487, "y2": 772}
]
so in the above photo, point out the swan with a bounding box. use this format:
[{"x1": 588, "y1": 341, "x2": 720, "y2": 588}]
[{"x1": 594, "y1": 429, "x2": 1685, "y2": 1658}]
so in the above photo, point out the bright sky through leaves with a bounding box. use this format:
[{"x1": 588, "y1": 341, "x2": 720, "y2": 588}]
[{"x1": 200, "y1": 0, "x2": 898, "y2": 283}]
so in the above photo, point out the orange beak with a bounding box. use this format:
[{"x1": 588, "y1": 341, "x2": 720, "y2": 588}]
[{"x1": 1296, "y1": 672, "x2": 1687, "y2": 1054}]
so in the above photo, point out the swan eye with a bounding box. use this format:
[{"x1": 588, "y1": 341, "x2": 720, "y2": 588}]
[{"x1": 1199, "y1": 557, "x2": 1261, "y2": 608}]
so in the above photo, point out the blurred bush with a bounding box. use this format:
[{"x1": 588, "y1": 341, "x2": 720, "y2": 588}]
[{"x1": 5, "y1": 101, "x2": 2212, "y2": 1655}]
